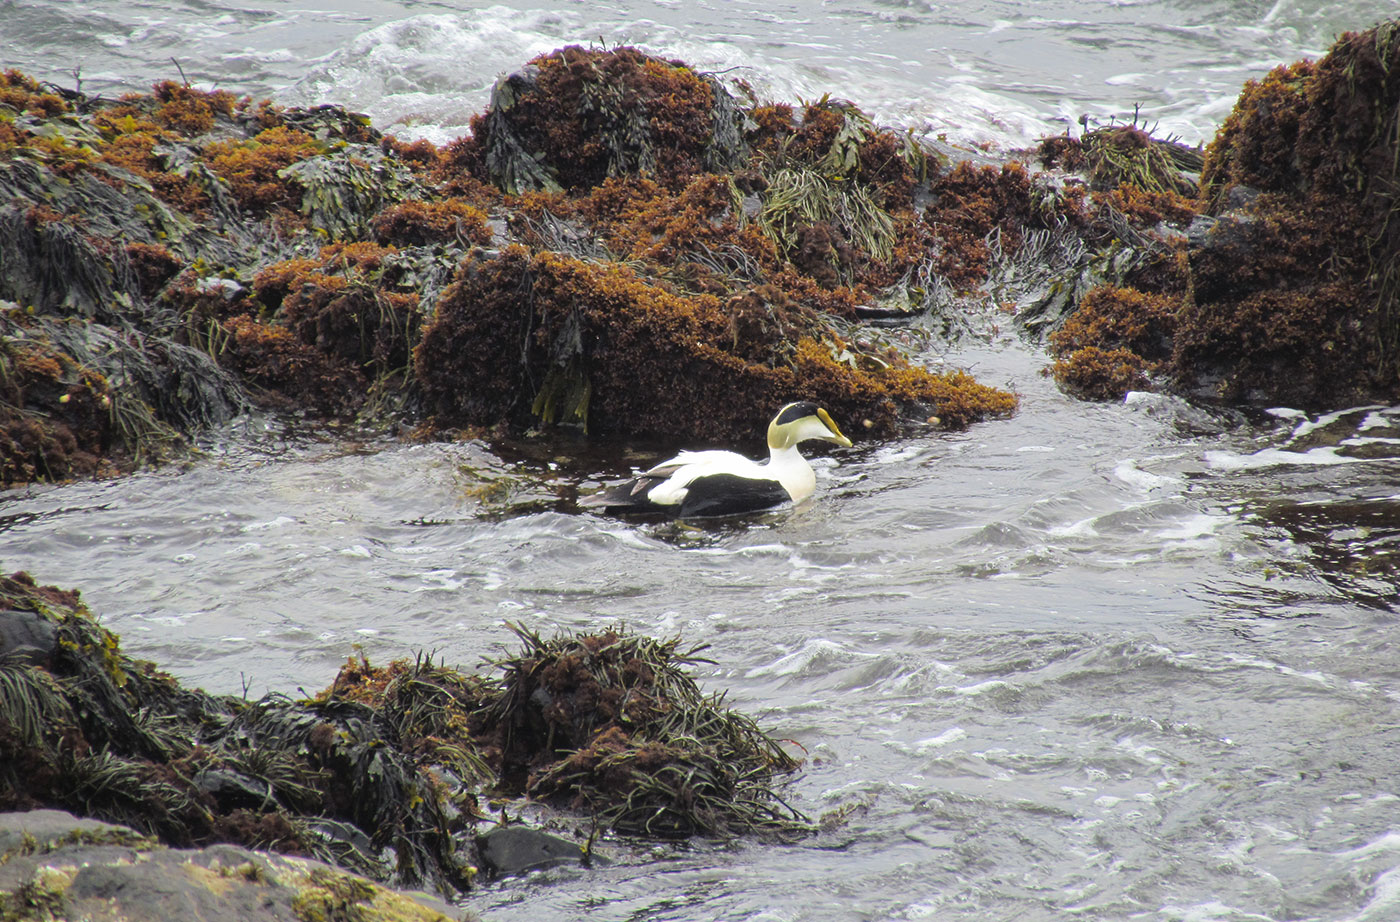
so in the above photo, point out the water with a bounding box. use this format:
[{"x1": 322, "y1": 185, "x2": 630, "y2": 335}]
[
  {"x1": 6, "y1": 1, "x2": 1400, "y2": 920},
  {"x1": 4, "y1": 0, "x2": 1396, "y2": 146}
]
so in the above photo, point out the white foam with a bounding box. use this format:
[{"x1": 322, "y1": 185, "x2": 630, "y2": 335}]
[
  {"x1": 745, "y1": 638, "x2": 875, "y2": 678},
  {"x1": 1359, "y1": 412, "x2": 1398, "y2": 431},
  {"x1": 1285, "y1": 405, "x2": 1390, "y2": 443},
  {"x1": 1114, "y1": 459, "x2": 1179, "y2": 491},
  {"x1": 1157, "y1": 900, "x2": 1277, "y2": 922},
  {"x1": 1348, "y1": 866, "x2": 1400, "y2": 922},
  {"x1": 1155, "y1": 513, "x2": 1222, "y2": 542},
  {"x1": 283, "y1": 9, "x2": 584, "y2": 143},
  {"x1": 1204, "y1": 446, "x2": 1389, "y2": 471},
  {"x1": 239, "y1": 515, "x2": 296, "y2": 532},
  {"x1": 885, "y1": 727, "x2": 968, "y2": 755},
  {"x1": 1337, "y1": 831, "x2": 1400, "y2": 859},
  {"x1": 280, "y1": 7, "x2": 1054, "y2": 148}
]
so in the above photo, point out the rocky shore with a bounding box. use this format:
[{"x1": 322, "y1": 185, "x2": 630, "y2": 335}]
[
  {"x1": 4, "y1": 16, "x2": 1400, "y2": 921},
  {"x1": 0, "y1": 570, "x2": 809, "y2": 917},
  {"x1": 6, "y1": 25, "x2": 1398, "y2": 487}
]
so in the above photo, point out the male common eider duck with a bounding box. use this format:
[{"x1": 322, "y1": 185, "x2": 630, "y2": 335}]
[{"x1": 582, "y1": 401, "x2": 853, "y2": 517}]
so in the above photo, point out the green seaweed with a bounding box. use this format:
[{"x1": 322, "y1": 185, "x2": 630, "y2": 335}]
[{"x1": 281, "y1": 149, "x2": 418, "y2": 241}]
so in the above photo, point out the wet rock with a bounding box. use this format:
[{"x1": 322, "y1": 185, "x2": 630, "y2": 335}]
[
  {"x1": 0, "y1": 608, "x2": 58, "y2": 667},
  {"x1": 0, "y1": 809, "x2": 477, "y2": 922},
  {"x1": 0, "y1": 808, "x2": 147, "y2": 855},
  {"x1": 194, "y1": 768, "x2": 276, "y2": 810},
  {"x1": 478, "y1": 826, "x2": 587, "y2": 876},
  {"x1": 1046, "y1": 19, "x2": 1400, "y2": 408}
]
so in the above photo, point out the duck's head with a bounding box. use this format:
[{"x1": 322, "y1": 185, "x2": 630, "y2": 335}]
[{"x1": 767, "y1": 401, "x2": 854, "y2": 450}]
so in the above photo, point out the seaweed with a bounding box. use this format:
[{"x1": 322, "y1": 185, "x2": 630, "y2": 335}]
[
  {"x1": 745, "y1": 97, "x2": 926, "y2": 288},
  {"x1": 280, "y1": 147, "x2": 417, "y2": 241},
  {"x1": 480, "y1": 624, "x2": 808, "y2": 839},
  {"x1": 0, "y1": 311, "x2": 119, "y2": 485},
  {"x1": 370, "y1": 198, "x2": 493, "y2": 248},
  {"x1": 414, "y1": 247, "x2": 1016, "y2": 443},
  {"x1": 203, "y1": 126, "x2": 325, "y2": 216},
  {"x1": 923, "y1": 160, "x2": 1076, "y2": 289},
  {"x1": 474, "y1": 46, "x2": 747, "y2": 194},
  {"x1": 0, "y1": 69, "x2": 71, "y2": 118},
  {"x1": 1046, "y1": 20, "x2": 1400, "y2": 406},
  {"x1": 150, "y1": 81, "x2": 237, "y2": 135},
  {"x1": 0, "y1": 571, "x2": 823, "y2": 897},
  {"x1": 0, "y1": 54, "x2": 1029, "y2": 487},
  {"x1": 1039, "y1": 115, "x2": 1202, "y2": 198},
  {"x1": 0, "y1": 572, "x2": 477, "y2": 893}
]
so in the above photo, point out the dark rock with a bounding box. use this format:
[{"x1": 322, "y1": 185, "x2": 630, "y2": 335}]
[
  {"x1": 0, "y1": 609, "x2": 59, "y2": 667},
  {"x1": 1184, "y1": 213, "x2": 1219, "y2": 248},
  {"x1": 478, "y1": 825, "x2": 587, "y2": 876},
  {"x1": 193, "y1": 768, "x2": 275, "y2": 809}
]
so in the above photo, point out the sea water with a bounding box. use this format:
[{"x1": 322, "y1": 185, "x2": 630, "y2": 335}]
[{"x1": 5, "y1": 2, "x2": 1400, "y2": 920}]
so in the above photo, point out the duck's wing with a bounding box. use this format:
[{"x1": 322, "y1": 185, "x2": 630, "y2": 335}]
[
  {"x1": 675, "y1": 472, "x2": 791, "y2": 517},
  {"x1": 578, "y1": 472, "x2": 672, "y2": 511},
  {"x1": 642, "y1": 450, "x2": 747, "y2": 479},
  {"x1": 583, "y1": 450, "x2": 779, "y2": 514}
]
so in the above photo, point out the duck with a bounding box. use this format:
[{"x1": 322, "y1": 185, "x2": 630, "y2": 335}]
[{"x1": 582, "y1": 401, "x2": 853, "y2": 517}]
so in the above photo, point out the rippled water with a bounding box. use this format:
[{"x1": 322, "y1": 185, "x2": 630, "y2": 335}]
[
  {"x1": 7, "y1": 0, "x2": 1400, "y2": 919},
  {"x1": 6, "y1": 0, "x2": 1398, "y2": 146},
  {"x1": 6, "y1": 334, "x2": 1400, "y2": 920}
]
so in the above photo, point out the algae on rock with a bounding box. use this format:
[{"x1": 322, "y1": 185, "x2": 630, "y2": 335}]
[
  {"x1": 0, "y1": 49, "x2": 1032, "y2": 486},
  {"x1": 0, "y1": 570, "x2": 817, "y2": 899},
  {"x1": 1045, "y1": 19, "x2": 1400, "y2": 407}
]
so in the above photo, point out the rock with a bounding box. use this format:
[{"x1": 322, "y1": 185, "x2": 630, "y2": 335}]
[
  {"x1": 1049, "y1": 21, "x2": 1400, "y2": 408},
  {"x1": 193, "y1": 767, "x2": 276, "y2": 809},
  {"x1": 0, "y1": 809, "x2": 478, "y2": 922},
  {"x1": 478, "y1": 826, "x2": 587, "y2": 876},
  {"x1": 0, "y1": 808, "x2": 148, "y2": 855},
  {"x1": 0, "y1": 609, "x2": 58, "y2": 667}
]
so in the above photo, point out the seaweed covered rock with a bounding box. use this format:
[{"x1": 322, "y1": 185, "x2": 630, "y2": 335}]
[
  {"x1": 415, "y1": 246, "x2": 1016, "y2": 441},
  {"x1": 1038, "y1": 116, "x2": 1203, "y2": 199},
  {"x1": 1, "y1": 310, "x2": 121, "y2": 484},
  {"x1": 0, "y1": 571, "x2": 817, "y2": 897},
  {"x1": 1048, "y1": 20, "x2": 1400, "y2": 406},
  {"x1": 477, "y1": 625, "x2": 807, "y2": 839},
  {"x1": 0, "y1": 54, "x2": 1027, "y2": 486},
  {"x1": 0, "y1": 572, "x2": 480, "y2": 896},
  {"x1": 0, "y1": 79, "x2": 385, "y2": 477},
  {"x1": 468, "y1": 46, "x2": 749, "y2": 194}
]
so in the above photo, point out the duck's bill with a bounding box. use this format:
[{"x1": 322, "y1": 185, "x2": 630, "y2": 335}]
[{"x1": 817, "y1": 408, "x2": 854, "y2": 446}]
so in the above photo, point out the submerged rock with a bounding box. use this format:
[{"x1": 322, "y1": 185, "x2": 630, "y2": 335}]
[{"x1": 477, "y1": 825, "x2": 588, "y2": 877}]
